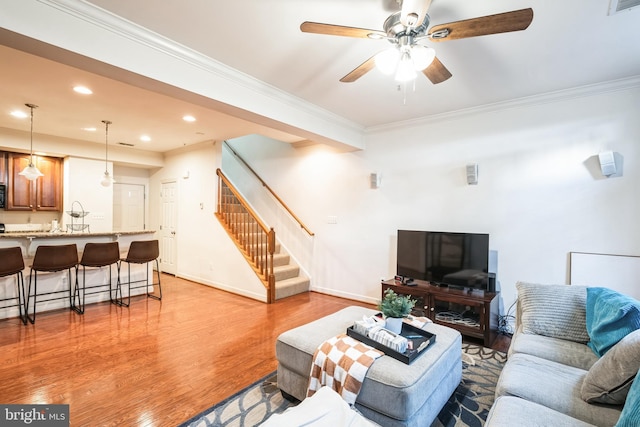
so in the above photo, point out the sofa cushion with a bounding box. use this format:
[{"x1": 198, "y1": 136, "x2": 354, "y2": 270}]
[
  {"x1": 486, "y1": 396, "x2": 598, "y2": 427},
  {"x1": 516, "y1": 282, "x2": 589, "y2": 343},
  {"x1": 495, "y1": 353, "x2": 622, "y2": 427},
  {"x1": 582, "y1": 329, "x2": 640, "y2": 405},
  {"x1": 509, "y1": 326, "x2": 598, "y2": 370},
  {"x1": 616, "y1": 373, "x2": 640, "y2": 427},
  {"x1": 586, "y1": 287, "x2": 640, "y2": 356}
]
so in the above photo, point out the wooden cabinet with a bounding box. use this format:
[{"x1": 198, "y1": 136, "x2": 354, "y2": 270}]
[
  {"x1": 0, "y1": 152, "x2": 6, "y2": 183},
  {"x1": 6, "y1": 153, "x2": 62, "y2": 211},
  {"x1": 382, "y1": 280, "x2": 499, "y2": 347}
]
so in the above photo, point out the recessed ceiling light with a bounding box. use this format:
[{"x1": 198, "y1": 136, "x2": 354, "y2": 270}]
[
  {"x1": 73, "y1": 86, "x2": 93, "y2": 95},
  {"x1": 140, "y1": 135, "x2": 151, "y2": 142},
  {"x1": 183, "y1": 115, "x2": 196, "y2": 122},
  {"x1": 10, "y1": 110, "x2": 28, "y2": 118},
  {"x1": 82, "y1": 127, "x2": 97, "y2": 132}
]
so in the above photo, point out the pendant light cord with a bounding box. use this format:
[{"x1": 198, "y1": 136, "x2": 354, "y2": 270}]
[
  {"x1": 102, "y1": 120, "x2": 111, "y2": 173},
  {"x1": 26, "y1": 103, "x2": 38, "y2": 166}
]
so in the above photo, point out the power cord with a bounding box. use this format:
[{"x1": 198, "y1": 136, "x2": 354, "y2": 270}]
[{"x1": 497, "y1": 299, "x2": 517, "y2": 336}]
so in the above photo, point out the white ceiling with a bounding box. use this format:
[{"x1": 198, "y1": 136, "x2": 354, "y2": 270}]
[{"x1": 1, "y1": 0, "x2": 640, "y2": 154}]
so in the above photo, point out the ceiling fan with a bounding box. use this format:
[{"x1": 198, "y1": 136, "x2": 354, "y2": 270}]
[{"x1": 300, "y1": 0, "x2": 533, "y2": 84}]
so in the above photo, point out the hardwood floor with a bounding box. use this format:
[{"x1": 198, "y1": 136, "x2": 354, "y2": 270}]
[
  {"x1": 0, "y1": 274, "x2": 510, "y2": 426},
  {"x1": 0, "y1": 274, "x2": 372, "y2": 426},
  {"x1": 491, "y1": 333, "x2": 512, "y2": 353}
]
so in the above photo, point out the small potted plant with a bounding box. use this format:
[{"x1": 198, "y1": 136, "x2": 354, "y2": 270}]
[{"x1": 378, "y1": 289, "x2": 416, "y2": 334}]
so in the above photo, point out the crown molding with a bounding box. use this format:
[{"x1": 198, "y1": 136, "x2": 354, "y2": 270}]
[{"x1": 366, "y1": 75, "x2": 640, "y2": 135}]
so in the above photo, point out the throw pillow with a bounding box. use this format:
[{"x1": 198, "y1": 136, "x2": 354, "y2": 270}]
[
  {"x1": 615, "y1": 372, "x2": 640, "y2": 427},
  {"x1": 516, "y1": 282, "x2": 589, "y2": 343},
  {"x1": 581, "y1": 329, "x2": 640, "y2": 405},
  {"x1": 586, "y1": 287, "x2": 640, "y2": 357}
]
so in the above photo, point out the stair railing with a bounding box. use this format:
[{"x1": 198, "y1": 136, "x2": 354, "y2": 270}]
[
  {"x1": 216, "y1": 168, "x2": 276, "y2": 303},
  {"x1": 224, "y1": 141, "x2": 314, "y2": 236}
]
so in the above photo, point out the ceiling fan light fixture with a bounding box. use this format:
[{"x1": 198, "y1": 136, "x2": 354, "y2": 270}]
[
  {"x1": 410, "y1": 45, "x2": 436, "y2": 71},
  {"x1": 395, "y1": 52, "x2": 417, "y2": 82},
  {"x1": 375, "y1": 48, "x2": 400, "y2": 75}
]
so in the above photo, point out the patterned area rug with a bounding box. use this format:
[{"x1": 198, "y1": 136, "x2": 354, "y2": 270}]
[{"x1": 179, "y1": 343, "x2": 507, "y2": 427}]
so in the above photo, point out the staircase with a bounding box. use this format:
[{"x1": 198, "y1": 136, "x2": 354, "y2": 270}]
[
  {"x1": 243, "y1": 226, "x2": 310, "y2": 300},
  {"x1": 272, "y1": 245, "x2": 310, "y2": 300},
  {"x1": 216, "y1": 169, "x2": 310, "y2": 302}
]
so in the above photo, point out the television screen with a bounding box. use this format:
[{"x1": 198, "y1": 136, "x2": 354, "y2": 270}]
[{"x1": 397, "y1": 230, "x2": 490, "y2": 289}]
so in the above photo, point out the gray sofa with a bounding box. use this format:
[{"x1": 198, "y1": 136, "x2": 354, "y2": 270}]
[{"x1": 486, "y1": 282, "x2": 640, "y2": 427}]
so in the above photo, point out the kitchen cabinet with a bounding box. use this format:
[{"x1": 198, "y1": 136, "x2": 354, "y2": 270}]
[
  {"x1": 0, "y1": 151, "x2": 6, "y2": 183},
  {"x1": 6, "y1": 153, "x2": 62, "y2": 211}
]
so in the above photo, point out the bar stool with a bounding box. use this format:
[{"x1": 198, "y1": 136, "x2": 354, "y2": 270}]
[
  {"x1": 118, "y1": 240, "x2": 162, "y2": 307},
  {"x1": 25, "y1": 244, "x2": 78, "y2": 324},
  {"x1": 76, "y1": 242, "x2": 121, "y2": 314},
  {"x1": 0, "y1": 247, "x2": 27, "y2": 325}
]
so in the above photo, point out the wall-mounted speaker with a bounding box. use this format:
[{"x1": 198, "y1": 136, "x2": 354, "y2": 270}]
[
  {"x1": 466, "y1": 164, "x2": 478, "y2": 185},
  {"x1": 370, "y1": 172, "x2": 382, "y2": 189},
  {"x1": 598, "y1": 151, "x2": 617, "y2": 177}
]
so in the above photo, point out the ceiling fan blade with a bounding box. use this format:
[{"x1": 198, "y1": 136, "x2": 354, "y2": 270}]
[
  {"x1": 428, "y1": 8, "x2": 533, "y2": 41},
  {"x1": 422, "y1": 57, "x2": 452, "y2": 84},
  {"x1": 300, "y1": 22, "x2": 386, "y2": 39},
  {"x1": 340, "y1": 56, "x2": 377, "y2": 83}
]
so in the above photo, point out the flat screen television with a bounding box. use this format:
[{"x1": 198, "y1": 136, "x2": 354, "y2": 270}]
[{"x1": 397, "y1": 230, "x2": 490, "y2": 290}]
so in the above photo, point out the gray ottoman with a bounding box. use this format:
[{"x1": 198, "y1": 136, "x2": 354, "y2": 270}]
[{"x1": 276, "y1": 306, "x2": 462, "y2": 427}]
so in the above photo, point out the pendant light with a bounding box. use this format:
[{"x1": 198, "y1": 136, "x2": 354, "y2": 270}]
[
  {"x1": 19, "y1": 103, "x2": 44, "y2": 181},
  {"x1": 100, "y1": 120, "x2": 115, "y2": 187}
]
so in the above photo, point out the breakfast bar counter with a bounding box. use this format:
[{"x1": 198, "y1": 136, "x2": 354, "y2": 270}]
[
  {"x1": 0, "y1": 230, "x2": 157, "y2": 320},
  {"x1": 0, "y1": 230, "x2": 156, "y2": 254}
]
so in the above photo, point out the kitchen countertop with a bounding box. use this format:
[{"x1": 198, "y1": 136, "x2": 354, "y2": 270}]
[{"x1": 0, "y1": 230, "x2": 155, "y2": 238}]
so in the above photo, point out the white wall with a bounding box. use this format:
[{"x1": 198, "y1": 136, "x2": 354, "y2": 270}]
[
  {"x1": 113, "y1": 165, "x2": 152, "y2": 230},
  {"x1": 227, "y1": 84, "x2": 640, "y2": 312},
  {"x1": 64, "y1": 157, "x2": 113, "y2": 232},
  {"x1": 148, "y1": 141, "x2": 267, "y2": 301}
]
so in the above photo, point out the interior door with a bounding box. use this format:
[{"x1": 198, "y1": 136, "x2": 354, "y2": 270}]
[
  {"x1": 160, "y1": 180, "x2": 177, "y2": 275},
  {"x1": 113, "y1": 183, "x2": 145, "y2": 231}
]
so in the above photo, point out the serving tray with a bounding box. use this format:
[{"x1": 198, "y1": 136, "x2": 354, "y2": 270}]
[{"x1": 346, "y1": 322, "x2": 436, "y2": 364}]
